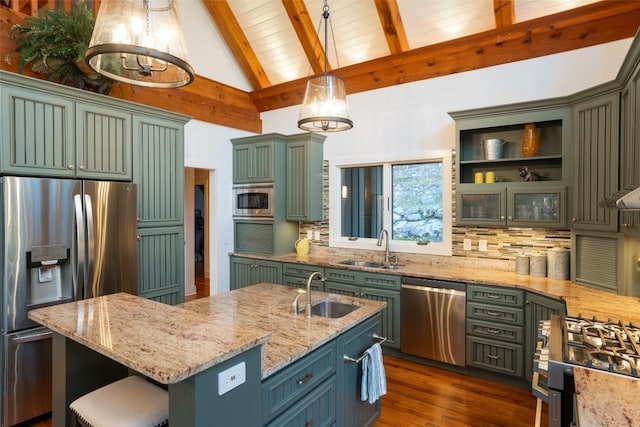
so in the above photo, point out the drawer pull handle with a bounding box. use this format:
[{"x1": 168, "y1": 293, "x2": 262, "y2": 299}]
[
  {"x1": 487, "y1": 328, "x2": 501, "y2": 334},
  {"x1": 486, "y1": 294, "x2": 501, "y2": 299},
  {"x1": 487, "y1": 354, "x2": 501, "y2": 360},
  {"x1": 297, "y1": 373, "x2": 313, "y2": 385},
  {"x1": 486, "y1": 311, "x2": 500, "y2": 316}
]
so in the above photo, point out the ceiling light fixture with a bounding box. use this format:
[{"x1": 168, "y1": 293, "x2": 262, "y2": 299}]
[
  {"x1": 85, "y1": 0, "x2": 194, "y2": 88},
  {"x1": 298, "y1": 0, "x2": 352, "y2": 132}
]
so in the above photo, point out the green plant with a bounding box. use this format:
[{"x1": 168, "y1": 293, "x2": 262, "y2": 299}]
[{"x1": 6, "y1": 2, "x2": 96, "y2": 84}]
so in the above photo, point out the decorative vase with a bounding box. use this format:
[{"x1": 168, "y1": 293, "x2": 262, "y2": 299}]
[{"x1": 522, "y1": 123, "x2": 539, "y2": 157}]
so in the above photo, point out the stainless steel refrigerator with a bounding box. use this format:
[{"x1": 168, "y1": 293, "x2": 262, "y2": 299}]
[{"x1": 0, "y1": 176, "x2": 137, "y2": 426}]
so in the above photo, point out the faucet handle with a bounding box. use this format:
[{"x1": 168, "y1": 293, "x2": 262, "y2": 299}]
[
  {"x1": 291, "y1": 291, "x2": 304, "y2": 314},
  {"x1": 389, "y1": 254, "x2": 398, "y2": 265}
]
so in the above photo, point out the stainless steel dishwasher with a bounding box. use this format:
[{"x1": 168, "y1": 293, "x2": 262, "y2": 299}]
[{"x1": 401, "y1": 277, "x2": 466, "y2": 367}]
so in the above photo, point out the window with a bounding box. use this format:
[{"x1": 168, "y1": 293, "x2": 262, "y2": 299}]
[{"x1": 330, "y1": 151, "x2": 452, "y2": 256}]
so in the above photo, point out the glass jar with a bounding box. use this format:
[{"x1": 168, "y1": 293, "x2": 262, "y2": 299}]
[{"x1": 522, "y1": 123, "x2": 539, "y2": 157}]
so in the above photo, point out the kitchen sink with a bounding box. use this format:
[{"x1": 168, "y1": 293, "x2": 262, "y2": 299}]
[
  {"x1": 338, "y1": 259, "x2": 402, "y2": 270},
  {"x1": 311, "y1": 300, "x2": 359, "y2": 318}
]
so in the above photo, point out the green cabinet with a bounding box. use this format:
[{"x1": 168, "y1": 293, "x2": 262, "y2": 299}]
[
  {"x1": 0, "y1": 74, "x2": 132, "y2": 181},
  {"x1": 233, "y1": 219, "x2": 299, "y2": 256},
  {"x1": 524, "y1": 292, "x2": 566, "y2": 381},
  {"x1": 285, "y1": 133, "x2": 325, "y2": 222},
  {"x1": 466, "y1": 284, "x2": 525, "y2": 377},
  {"x1": 230, "y1": 256, "x2": 283, "y2": 290},
  {"x1": 324, "y1": 268, "x2": 400, "y2": 349},
  {"x1": 231, "y1": 134, "x2": 287, "y2": 183},
  {"x1": 133, "y1": 113, "x2": 187, "y2": 303},
  {"x1": 450, "y1": 101, "x2": 571, "y2": 229},
  {"x1": 570, "y1": 89, "x2": 619, "y2": 232},
  {"x1": 281, "y1": 262, "x2": 325, "y2": 291}
]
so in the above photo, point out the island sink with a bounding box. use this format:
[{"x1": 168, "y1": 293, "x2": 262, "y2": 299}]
[{"x1": 311, "y1": 300, "x2": 359, "y2": 318}]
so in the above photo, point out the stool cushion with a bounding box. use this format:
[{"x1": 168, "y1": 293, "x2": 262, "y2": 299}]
[{"x1": 70, "y1": 375, "x2": 168, "y2": 427}]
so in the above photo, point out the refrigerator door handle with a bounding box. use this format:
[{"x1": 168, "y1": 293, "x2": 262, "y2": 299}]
[
  {"x1": 73, "y1": 194, "x2": 86, "y2": 300},
  {"x1": 84, "y1": 194, "x2": 95, "y2": 299}
]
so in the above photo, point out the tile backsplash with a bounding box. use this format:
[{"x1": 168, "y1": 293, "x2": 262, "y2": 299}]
[{"x1": 298, "y1": 157, "x2": 571, "y2": 264}]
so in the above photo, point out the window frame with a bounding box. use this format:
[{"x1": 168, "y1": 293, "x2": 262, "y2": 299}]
[{"x1": 329, "y1": 149, "x2": 452, "y2": 256}]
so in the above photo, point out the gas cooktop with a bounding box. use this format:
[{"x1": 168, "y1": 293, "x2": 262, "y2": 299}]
[{"x1": 562, "y1": 316, "x2": 640, "y2": 377}]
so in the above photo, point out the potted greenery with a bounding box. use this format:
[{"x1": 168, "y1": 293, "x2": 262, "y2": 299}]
[{"x1": 5, "y1": 2, "x2": 113, "y2": 94}]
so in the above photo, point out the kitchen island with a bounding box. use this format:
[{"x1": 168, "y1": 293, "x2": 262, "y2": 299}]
[{"x1": 28, "y1": 284, "x2": 386, "y2": 427}]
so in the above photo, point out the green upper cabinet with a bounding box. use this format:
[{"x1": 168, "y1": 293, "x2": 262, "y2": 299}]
[
  {"x1": 570, "y1": 89, "x2": 619, "y2": 232},
  {"x1": 232, "y1": 133, "x2": 287, "y2": 184},
  {"x1": 450, "y1": 101, "x2": 572, "y2": 229},
  {"x1": 0, "y1": 73, "x2": 132, "y2": 180},
  {"x1": 285, "y1": 133, "x2": 326, "y2": 222}
]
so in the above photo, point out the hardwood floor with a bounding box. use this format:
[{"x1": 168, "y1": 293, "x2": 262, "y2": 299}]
[{"x1": 21, "y1": 354, "x2": 546, "y2": 427}]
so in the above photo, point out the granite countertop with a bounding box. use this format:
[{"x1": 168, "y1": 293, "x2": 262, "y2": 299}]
[
  {"x1": 28, "y1": 292, "x2": 270, "y2": 384},
  {"x1": 234, "y1": 252, "x2": 640, "y2": 325},
  {"x1": 181, "y1": 283, "x2": 387, "y2": 378}
]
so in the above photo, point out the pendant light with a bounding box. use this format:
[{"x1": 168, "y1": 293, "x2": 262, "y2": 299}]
[
  {"x1": 297, "y1": 0, "x2": 353, "y2": 132},
  {"x1": 85, "y1": 0, "x2": 194, "y2": 88}
]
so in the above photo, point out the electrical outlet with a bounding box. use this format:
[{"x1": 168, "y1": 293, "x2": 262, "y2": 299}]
[
  {"x1": 478, "y1": 239, "x2": 488, "y2": 252},
  {"x1": 314, "y1": 231, "x2": 321, "y2": 241},
  {"x1": 218, "y1": 362, "x2": 246, "y2": 395},
  {"x1": 463, "y1": 238, "x2": 472, "y2": 251},
  {"x1": 306, "y1": 230, "x2": 313, "y2": 240}
]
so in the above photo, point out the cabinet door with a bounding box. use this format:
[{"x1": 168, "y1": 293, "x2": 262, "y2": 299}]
[
  {"x1": 255, "y1": 260, "x2": 283, "y2": 284},
  {"x1": 230, "y1": 257, "x2": 258, "y2": 290},
  {"x1": 360, "y1": 287, "x2": 401, "y2": 349},
  {"x1": 620, "y1": 69, "x2": 640, "y2": 232},
  {"x1": 456, "y1": 185, "x2": 506, "y2": 227},
  {"x1": 76, "y1": 102, "x2": 132, "y2": 181},
  {"x1": 133, "y1": 115, "x2": 184, "y2": 228},
  {"x1": 571, "y1": 92, "x2": 619, "y2": 232},
  {"x1": 1, "y1": 85, "x2": 75, "y2": 177},
  {"x1": 232, "y1": 143, "x2": 253, "y2": 183},
  {"x1": 507, "y1": 185, "x2": 566, "y2": 228},
  {"x1": 137, "y1": 226, "x2": 184, "y2": 304},
  {"x1": 524, "y1": 292, "x2": 566, "y2": 381},
  {"x1": 251, "y1": 140, "x2": 275, "y2": 182},
  {"x1": 286, "y1": 136, "x2": 324, "y2": 222}
]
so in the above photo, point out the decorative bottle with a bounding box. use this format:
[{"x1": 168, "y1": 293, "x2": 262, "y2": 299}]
[{"x1": 522, "y1": 123, "x2": 539, "y2": 157}]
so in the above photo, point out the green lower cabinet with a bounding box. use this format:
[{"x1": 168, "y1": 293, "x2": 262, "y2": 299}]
[
  {"x1": 230, "y1": 256, "x2": 283, "y2": 290},
  {"x1": 281, "y1": 263, "x2": 325, "y2": 291},
  {"x1": 137, "y1": 226, "x2": 184, "y2": 304},
  {"x1": 524, "y1": 292, "x2": 566, "y2": 381},
  {"x1": 465, "y1": 336, "x2": 524, "y2": 377}
]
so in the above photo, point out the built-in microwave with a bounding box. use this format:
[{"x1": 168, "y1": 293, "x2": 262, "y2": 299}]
[{"x1": 232, "y1": 184, "x2": 274, "y2": 218}]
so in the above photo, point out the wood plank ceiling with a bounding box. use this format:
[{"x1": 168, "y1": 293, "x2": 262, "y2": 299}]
[{"x1": 2, "y1": 0, "x2": 640, "y2": 133}]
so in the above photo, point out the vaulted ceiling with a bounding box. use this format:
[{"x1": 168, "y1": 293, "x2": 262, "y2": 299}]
[{"x1": 2, "y1": 0, "x2": 640, "y2": 133}]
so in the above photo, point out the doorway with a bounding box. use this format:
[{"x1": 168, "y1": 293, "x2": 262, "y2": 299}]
[{"x1": 184, "y1": 167, "x2": 211, "y2": 299}]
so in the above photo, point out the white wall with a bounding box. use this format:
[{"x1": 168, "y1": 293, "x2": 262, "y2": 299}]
[{"x1": 183, "y1": 37, "x2": 633, "y2": 295}]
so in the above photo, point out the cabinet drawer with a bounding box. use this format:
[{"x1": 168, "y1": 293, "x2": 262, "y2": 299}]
[
  {"x1": 266, "y1": 375, "x2": 336, "y2": 427},
  {"x1": 262, "y1": 340, "x2": 336, "y2": 423},
  {"x1": 282, "y1": 263, "x2": 324, "y2": 279},
  {"x1": 467, "y1": 302, "x2": 524, "y2": 325},
  {"x1": 466, "y1": 336, "x2": 524, "y2": 377},
  {"x1": 281, "y1": 275, "x2": 324, "y2": 292},
  {"x1": 324, "y1": 268, "x2": 400, "y2": 290},
  {"x1": 466, "y1": 319, "x2": 524, "y2": 344},
  {"x1": 467, "y1": 284, "x2": 524, "y2": 307}
]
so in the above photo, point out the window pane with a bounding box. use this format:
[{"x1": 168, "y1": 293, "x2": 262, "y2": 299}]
[
  {"x1": 392, "y1": 162, "x2": 443, "y2": 243},
  {"x1": 341, "y1": 166, "x2": 383, "y2": 238}
]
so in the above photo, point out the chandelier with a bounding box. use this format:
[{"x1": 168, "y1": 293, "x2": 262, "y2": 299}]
[
  {"x1": 297, "y1": 0, "x2": 352, "y2": 132},
  {"x1": 85, "y1": 0, "x2": 194, "y2": 88}
]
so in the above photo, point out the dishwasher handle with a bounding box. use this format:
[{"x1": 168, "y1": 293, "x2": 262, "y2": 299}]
[
  {"x1": 401, "y1": 283, "x2": 466, "y2": 297},
  {"x1": 401, "y1": 277, "x2": 466, "y2": 292}
]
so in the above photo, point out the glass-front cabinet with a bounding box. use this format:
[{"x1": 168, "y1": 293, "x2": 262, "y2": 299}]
[{"x1": 450, "y1": 100, "x2": 571, "y2": 229}]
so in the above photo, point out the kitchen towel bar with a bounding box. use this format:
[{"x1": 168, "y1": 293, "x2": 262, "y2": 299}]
[{"x1": 343, "y1": 334, "x2": 387, "y2": 363}]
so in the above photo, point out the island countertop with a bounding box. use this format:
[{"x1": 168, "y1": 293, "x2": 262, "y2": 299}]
[
  {"x1": 28, "y1": 292, "x2": 270, "y2": 384},
  {"x1": 181, "y1": 283, "x2": 387, "y2": 378}
]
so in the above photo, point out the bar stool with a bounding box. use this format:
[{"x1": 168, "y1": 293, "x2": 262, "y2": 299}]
[{"x1": 70, "y1": 375, "x2": 169, "y2": 427}]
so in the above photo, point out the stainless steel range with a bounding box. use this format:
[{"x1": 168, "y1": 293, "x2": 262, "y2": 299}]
[{"x1": 545, "y1": 315, "x2": 640, "y2": 426}]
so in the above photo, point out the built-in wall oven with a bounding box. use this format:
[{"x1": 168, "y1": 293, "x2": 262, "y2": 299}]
[{"x1": 232, "y1": 184, "x2": 274, "y2": 218}]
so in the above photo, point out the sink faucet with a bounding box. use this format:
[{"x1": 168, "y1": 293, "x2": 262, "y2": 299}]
[
  {"x1": 377, "y1": 229, "x2": 390, "y2": 264},
  {"x1": 305, "y1": 271, "x2": 325, "y2": 318}
]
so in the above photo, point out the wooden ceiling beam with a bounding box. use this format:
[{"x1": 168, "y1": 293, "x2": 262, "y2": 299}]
[
  {"x1": 250, "y1": 1, "x2": 640, "y2": 112},
  {"x1": 374, "y1": 0, "x2": 409, "y2": 54},
  {"x1": 283, "y1": 0, "x2": 326, "y2": 74},
  {"x1": 493, "y1": 0, "x2": 515, "y2": 28},
  {"x1": 201, "y1": 0, "x2": 270, "y2": 90}
]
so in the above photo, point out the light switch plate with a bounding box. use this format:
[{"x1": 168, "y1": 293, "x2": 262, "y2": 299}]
[
  {"x1": 478, "y1": 239, "x2": 488, "y2": 252},
  {"x1": 218, "y1": 362, "x2": 246, "y2": 395},
  {"x1": 463, "y1": 239, "x2": 472, "y2": 251},
  {"x1": 306, "y1": 230, "x2": 313, "y2": 240},
  {"x1": 314, "y1": 231, "x2": 321, "y2": 241}
]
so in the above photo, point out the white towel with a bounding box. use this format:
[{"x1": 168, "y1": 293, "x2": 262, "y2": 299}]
[{"x1": 360, "y1": 342, "x2": 387, "y2": 404}]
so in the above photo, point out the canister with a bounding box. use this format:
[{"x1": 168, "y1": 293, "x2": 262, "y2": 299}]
[
  {"x1": 547, "y1": 247, "x2": 570, "y2": 280},
  {"x1": 474, "y1": 172, "x2": 484, "y2": 184},
  {"x1": 485, "y1": 171, "x2": 495, "y2": 183},
  {"x1": 515, "y1": 253, "x2": 530, "y2": 275},
  {"x1": 530, "y1": 253, "x2": 547, "y2": 277}
]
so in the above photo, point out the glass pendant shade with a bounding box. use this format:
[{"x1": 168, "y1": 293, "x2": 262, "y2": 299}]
[
  {"x1": 298, "y1": 75, "x2": 352, "y2": 132},
  {"x1": 85, "y1": 0, "x2": 194, "y2": 88}
]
